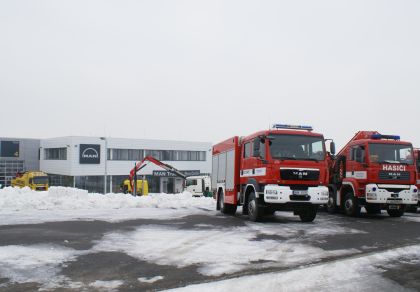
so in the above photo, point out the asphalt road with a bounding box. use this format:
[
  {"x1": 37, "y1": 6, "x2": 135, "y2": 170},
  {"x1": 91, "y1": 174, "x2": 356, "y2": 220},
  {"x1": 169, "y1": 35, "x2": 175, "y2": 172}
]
[{"x1": 1, "y1": 209, "x2": 420, "y2": 291}]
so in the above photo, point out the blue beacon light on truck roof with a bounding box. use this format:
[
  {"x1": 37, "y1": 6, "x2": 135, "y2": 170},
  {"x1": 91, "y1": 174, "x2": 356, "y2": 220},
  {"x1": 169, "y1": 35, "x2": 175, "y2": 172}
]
[
  {"x1": 371, "y1": 134, "x2": 400, "y2": 140},
  {"x1": 272, "y1": 124, "x2": 313, "y2": 131}
]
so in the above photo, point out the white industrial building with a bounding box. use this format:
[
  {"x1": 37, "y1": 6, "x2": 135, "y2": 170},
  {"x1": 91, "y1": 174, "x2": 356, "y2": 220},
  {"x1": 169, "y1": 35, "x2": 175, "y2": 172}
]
[{"x1": 40, "y1": 136, "x2": 212, "y2": 193}]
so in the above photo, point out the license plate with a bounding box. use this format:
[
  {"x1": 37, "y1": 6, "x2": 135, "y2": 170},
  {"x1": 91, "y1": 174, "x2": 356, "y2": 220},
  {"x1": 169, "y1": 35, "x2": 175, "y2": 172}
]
[
  {"x1": 388, "y1": 205, "x2": 399, "y2": 209},
  {"x1": 293, "y1": 190, "x2": 308, "y2": 195},
  {"x1": 386, "y1": 200, "x2": 400, "y2": 205}
]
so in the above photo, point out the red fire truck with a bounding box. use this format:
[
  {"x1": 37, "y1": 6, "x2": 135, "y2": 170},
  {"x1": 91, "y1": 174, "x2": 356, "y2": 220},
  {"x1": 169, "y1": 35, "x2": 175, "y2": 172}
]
[
  {"x1": 212, "y1": 124, "x2": 331, "y2": 222},
  {"x1": 413, "y1": 148, "x2": 420, "y2": 209},
  {"x1": 327, "y1": 131, "x2": 418, "y2": 217}
]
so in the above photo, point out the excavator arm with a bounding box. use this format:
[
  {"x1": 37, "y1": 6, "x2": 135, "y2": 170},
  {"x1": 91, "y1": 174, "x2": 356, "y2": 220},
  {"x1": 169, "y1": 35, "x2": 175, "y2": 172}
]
[{"x1": 129, "y1": 156, "x2": 187, "y2": 194}]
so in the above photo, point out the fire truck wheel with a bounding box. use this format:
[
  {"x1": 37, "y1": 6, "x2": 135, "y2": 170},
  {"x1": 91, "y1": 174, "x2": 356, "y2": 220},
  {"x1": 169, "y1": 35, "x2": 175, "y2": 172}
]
[
  {"x1": 242, "y1": 204, "x2": 249, "y2": 215},
  {"x1": 299, "y1": 205, "x2": 317, "y2": 222},
  {"x1": 387, "y1": 207, "x2": 404, "y2": 217},
  {"x1": 344, "y1": 193, "x2": 360, "y2": 217},
  {"x1": 248, "y1": 192, "x2": 263, "y2": 222},
  {"x1": 365, "y1": 204, "x2": 381, "y2": 215},
  {"x1": 242, "y1": 195, "x2": 249, "y2": 215},
  {"x1": 218, "y1": 190, "x2": 225, "y2": 211},
  {"x1": 326, "y1": 192, "x2": 337, "y2": 213},
  {"x1": 219, "y1": 190, "x2": 237, "y2": 215}
]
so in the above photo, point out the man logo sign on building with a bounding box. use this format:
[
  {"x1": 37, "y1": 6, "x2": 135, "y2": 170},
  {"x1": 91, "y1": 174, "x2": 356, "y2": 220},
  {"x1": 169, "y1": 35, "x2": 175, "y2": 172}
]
[{"x1": 79, "y1": 144, "x2": 101, "y2": 164}]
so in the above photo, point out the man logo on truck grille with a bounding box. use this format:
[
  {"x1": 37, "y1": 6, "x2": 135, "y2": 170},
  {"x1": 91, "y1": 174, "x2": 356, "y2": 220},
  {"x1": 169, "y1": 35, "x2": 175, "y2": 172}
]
[
  {"x1": 293, "y1": 171, "x2": 308, "y2": 179},
  {"x1": 389, "y1": 172, "x2": 401, "y2": 179},
  {"x1": 80, "y1": 144, "x2": 100, "y2": 164}
]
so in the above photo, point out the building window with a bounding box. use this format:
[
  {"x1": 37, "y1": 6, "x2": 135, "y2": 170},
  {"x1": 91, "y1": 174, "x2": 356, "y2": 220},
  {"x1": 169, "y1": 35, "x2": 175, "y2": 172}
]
[
  {"x1": 0, "y1": 141, "x2": 20, "y2": 158},
  {"x1": 107, "y1": 148, "x2": 207, "y2": 162},
  {"x1": 0, "y1": 160, "x2": 24, "y2": 187},
  {"x1": 108, "y1": 149, "x2": 144, "y2": 161},
  {"x1": 44, "y1": 148, "x2": 67, "y2": 160},
  {"x1": 189, "y1": 151, "x2": 198, "y2": 161},
  {"x1": 145, "y1": 150, "x2": 163, "y2": 160},
  {"x1": 162, "y1": 150, "x2": 173, "y2": 161},
  {"x1": 48, "y1": 174, "x2": 74, "y2": 187},
  {"x1": 199, "y1": 151, "x2": 206, "y2": 161}
]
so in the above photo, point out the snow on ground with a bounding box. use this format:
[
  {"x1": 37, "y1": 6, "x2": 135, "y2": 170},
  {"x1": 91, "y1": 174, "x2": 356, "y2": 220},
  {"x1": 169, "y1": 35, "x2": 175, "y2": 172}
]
[
  {"x1": 0, "y1": 244, "x2": 84, "y2": 290},
  {"x1": 93, "y1": 223, "x2": 361, "y2": 277},
  {"x1": 401, "y1": 212, "x2": 420, "y2": 223},
  {"x1": 168, "y1": 244, "x2": 420, "y2": 292},
  {"x1": 138, "y1": 276, "x2": 164, "y2": 283},
  {"x1": 246, "y1": 216, "x2": 367, "y2": 238},
  {"x1": 89, "y1": 280, "x2": 124, "y2": 291},
  {"x1": 0, "y1": 187, "x2": 216, "y2": 225}
]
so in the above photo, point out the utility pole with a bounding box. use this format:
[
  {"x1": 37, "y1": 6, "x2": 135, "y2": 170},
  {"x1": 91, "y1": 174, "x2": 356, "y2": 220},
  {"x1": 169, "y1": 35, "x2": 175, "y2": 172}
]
[{"x1": 100, "y1": 137, "x2": 107, "y2": 194}]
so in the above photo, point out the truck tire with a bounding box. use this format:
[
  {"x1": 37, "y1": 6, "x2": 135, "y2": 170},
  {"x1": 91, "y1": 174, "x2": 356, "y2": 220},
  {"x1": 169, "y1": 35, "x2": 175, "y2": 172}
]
[
  {"x1": 242, "y1": 205, "x2": 249, "y2": 215},
  {"x1": 248, "y1": 192, "x2": 263, "y2": 222},
  {"x1": 299, "y1": 205, "x2": 317, "y2": 222},
  {"x1": 242, "y1": 197, "x2": 249, "y2": 215},
  {"x1": 365, "y1": 204, "x2": 381, "y2": 215},
  {"x1": 219, "y1": 189, "x2": 237, "y2": 215},
  {"x1": 326, "y1": 191, "x2": 337, "y2": 213},
  {"x1": 387, "y1": 207, "x2": 404, "y2": 217},
  {"x1": 344, "y1": 192, "x2": 360, "y2": 217}
]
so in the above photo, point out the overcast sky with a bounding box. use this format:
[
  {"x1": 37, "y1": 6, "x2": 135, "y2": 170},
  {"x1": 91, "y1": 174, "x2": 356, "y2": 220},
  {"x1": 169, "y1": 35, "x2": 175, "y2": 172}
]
[{"x1": 0, "y1": 0, "x2": 419, "y2": 149}]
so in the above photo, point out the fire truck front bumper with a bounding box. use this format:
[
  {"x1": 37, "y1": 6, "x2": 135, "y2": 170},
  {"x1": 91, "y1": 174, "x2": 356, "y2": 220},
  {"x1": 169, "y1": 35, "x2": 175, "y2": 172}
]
[
  {"x1": 263, "y1": 185, "x2": 329, "y2": 204},
  {"x1": 365, "y1": 184, "x2": 418, "y2": 205}
]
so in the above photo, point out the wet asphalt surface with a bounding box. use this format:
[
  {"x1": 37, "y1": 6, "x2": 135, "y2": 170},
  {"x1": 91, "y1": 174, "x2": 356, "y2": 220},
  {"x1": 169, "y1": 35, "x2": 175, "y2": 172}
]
[{"x1": 1, "y1": 209, "x2": 420, "y2": 291}]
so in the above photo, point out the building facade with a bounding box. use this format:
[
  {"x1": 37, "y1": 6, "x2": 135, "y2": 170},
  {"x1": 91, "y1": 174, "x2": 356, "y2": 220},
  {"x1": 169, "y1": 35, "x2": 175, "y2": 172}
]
[
  {"x1": 0, "y1": 138, "x2": 40, "y2": 187},
  {"x1": 40, "y1": 136, "x2": 212, "y2": 193}
]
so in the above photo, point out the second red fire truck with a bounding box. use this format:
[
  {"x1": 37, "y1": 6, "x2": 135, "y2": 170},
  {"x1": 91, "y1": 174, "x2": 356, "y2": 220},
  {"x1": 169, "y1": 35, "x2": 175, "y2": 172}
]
[
  {"x1": 413, "y1": 148, "x2": 420, "y2": 209},
  {"x1": 212, "y1": 124, "x2": 331, "y2": 222},
  {"x1": 327, "y1": 131, "x2": 418, "y2": 217}
]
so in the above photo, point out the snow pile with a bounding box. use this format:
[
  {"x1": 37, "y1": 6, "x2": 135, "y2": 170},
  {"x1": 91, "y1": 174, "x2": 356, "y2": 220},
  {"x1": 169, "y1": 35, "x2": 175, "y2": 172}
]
[
  {"x1": 169, "y1": 244, "x2": 420, "y2": 292},
  {"x1": 0, "y1": 186, "x2": 215, "y2": 212}
]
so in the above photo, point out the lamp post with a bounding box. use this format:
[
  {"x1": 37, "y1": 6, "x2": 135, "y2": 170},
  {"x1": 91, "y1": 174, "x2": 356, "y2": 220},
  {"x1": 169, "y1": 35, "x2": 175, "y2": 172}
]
[{"x1": 100, "y1": 137, "x2": 107, "y2": 194}]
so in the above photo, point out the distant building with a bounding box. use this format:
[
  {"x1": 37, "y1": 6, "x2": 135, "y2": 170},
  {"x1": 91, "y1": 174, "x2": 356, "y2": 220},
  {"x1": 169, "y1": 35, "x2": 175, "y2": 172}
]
[
  {"x1": 0, "y1": 138, "x2": 40, "y2": 187},
  {"x1": 0, "y1": 136, "x2": 212, "y2": 193},
  {"x1": 40, "y1": 136, "x2": 212, "y2": 193}
]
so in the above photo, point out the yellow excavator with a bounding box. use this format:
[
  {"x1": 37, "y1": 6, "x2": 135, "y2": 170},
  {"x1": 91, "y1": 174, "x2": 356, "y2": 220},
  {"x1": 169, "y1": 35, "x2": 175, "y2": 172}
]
[
  {"x1": 127, "y1": 156, "x2": 187, "y2": 196},
  {"x1": 120, "y1": 179, "x2": 149, "y2": 196},
  {"x1": 11, "y1": 171, "x2": 49, "y2": 191}
]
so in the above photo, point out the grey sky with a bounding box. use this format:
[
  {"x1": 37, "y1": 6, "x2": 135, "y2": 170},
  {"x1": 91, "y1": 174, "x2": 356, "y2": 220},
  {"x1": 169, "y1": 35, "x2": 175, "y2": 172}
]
[{"x1": 1, "y1": 0, "x2": 419, "y2": 149}]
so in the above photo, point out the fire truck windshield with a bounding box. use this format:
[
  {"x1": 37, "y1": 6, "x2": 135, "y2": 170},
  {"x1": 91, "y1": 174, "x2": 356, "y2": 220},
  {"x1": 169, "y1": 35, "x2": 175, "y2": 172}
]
[
  {"x1": 368, "y1": 143, "x2": 414, "y2": 164},
  {"x1": 268, "y1": 134, "x2": 325, "y2": 161}
]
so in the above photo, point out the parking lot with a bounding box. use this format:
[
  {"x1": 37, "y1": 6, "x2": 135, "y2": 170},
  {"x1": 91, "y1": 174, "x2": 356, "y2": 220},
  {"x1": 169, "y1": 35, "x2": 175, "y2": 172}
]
[{"x1": 1, "y1": 207, "x2": 420, "y2": 291}]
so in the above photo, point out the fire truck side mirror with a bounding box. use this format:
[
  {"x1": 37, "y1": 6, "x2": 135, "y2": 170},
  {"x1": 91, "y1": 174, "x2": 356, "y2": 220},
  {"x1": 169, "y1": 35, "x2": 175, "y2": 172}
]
[{"x1": 330, "y1": 141, "x2": 336, "y2": 155}]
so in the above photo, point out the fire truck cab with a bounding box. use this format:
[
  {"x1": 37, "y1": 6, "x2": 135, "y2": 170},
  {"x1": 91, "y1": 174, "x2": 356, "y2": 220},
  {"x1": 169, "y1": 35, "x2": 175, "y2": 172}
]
[
  {"x1": 212, "y1": 124, "x2": 330, "y2": 222},
  {"x1": 327, "y1": 131, "x2": 418, "y2": 217}
]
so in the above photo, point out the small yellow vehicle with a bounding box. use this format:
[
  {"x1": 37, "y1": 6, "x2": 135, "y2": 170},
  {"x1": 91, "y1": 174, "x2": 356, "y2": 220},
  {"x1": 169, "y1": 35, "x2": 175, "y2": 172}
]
[
  {"x1": 11, "y1": 171, "x2": 49, "y2": 191},
  {"x1": 120, "y1": 179, "x2": 148, "y2": 196}
]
